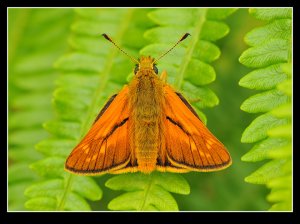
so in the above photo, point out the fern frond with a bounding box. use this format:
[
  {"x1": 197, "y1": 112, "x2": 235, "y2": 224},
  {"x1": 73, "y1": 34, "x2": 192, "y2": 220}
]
[
  {"x1": 106, "y1": 8, "x2": 237, "y2": 211},
  {"x1": 106, "y1": 172, "x2": 189, "y2": 211},
  {"x1": 239, "y1": 8, "x2": 292, "y2": 211},
  {"x1": 24, "y1": 8, "x2": 155, "y2": 211},
  {"x1": 8, "y1": 8, "x2": 74, "y2": 210}
]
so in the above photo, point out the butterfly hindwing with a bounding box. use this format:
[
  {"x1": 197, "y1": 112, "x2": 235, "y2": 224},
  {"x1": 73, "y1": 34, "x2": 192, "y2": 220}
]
[
  {"x1": 65, "y1": 86, "x2": 134, "y2": 175},
  {"x1": 160, "y1": 85, "x2": 232, "y2": 172}
]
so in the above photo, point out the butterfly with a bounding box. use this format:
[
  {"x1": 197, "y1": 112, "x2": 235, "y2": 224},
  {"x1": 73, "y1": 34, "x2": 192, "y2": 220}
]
[{"x1": 65, "y1": 33, "x2": 232, "y2": 175}]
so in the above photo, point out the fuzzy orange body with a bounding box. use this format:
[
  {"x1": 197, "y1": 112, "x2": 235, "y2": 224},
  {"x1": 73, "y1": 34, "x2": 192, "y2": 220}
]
[
  {"x1": 128, "y1": 56, "x2": 165, "y2": 173},
  {"x1": 65, "y1": 55, "x2": 232, "y2": 175}
]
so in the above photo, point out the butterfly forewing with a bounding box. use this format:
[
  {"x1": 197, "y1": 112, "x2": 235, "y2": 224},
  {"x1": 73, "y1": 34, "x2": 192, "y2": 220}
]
[
  {"x1": 65, "y1": 86, "x2": 132, "y2": 174},
  {"x1": 161, "y1": 85, "x2": 232, "y2": 172}
]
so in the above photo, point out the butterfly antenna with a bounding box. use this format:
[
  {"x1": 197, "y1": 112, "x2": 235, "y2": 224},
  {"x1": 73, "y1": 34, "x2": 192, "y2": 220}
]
[
  {"x1": 153, "y1": 33, "x2": 190, "y2": 64},
  {"x1": 102, "y1": 33, "x2": 139, "y2": 64}
]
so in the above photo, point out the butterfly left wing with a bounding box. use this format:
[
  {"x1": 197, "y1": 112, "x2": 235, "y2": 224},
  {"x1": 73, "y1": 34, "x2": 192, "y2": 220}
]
[
  {"x1": 157, "y1": 85, "x2": 232, "y2": 172},
  {"x1": 65, "y1": 86, "x2": 136, "y2": 175}
]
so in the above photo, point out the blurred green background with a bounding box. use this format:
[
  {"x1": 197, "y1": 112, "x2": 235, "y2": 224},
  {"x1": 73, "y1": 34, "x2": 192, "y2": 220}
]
[{"x1": 8, "y1": 8, "x2": 271, "y2": 211}]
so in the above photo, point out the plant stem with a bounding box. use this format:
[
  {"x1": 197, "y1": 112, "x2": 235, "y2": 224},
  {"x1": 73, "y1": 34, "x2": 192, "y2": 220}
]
[{"x1": 174, "y1": 9, "x2": 207, "y2": 89}]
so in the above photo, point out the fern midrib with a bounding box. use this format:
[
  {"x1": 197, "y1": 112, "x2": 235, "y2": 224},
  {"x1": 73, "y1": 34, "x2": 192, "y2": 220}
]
[
  {"x1": 57, "y1": 174, "x2": 73, "y2": 210},
  {"x1": 139, "y1": 175, "x2": 154, "y2": 210},
  {"x1": 174, "y1": 9, "x2": 207, "y2": 89},
  {"x1": 57, "y1": 9, "x2": 135, "y2": 211}
]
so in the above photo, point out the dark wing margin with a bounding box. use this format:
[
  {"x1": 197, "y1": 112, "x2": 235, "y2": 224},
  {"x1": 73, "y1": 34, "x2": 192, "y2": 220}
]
[
  {"x1": 175, "y1": 92, "x2": 201, "y2": 121},
  {"x1": 93, "y1": 94, "x2": 117, "y2": 124}
]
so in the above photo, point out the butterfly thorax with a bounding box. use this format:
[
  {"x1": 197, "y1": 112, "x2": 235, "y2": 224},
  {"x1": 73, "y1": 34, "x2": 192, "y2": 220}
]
[{"x1": 128, "y1": 56, "x2": 165, "y2": 173}]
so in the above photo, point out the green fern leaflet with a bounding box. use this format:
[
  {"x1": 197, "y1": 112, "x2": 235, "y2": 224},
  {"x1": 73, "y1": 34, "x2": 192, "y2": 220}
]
[{"x1": 239, "y1": 8, "x2": 292, "y2": 211}]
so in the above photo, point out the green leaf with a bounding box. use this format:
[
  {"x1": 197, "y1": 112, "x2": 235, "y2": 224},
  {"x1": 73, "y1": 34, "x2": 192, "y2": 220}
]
[
  {"x1": 145, "y1": 29, "x2": 220, "y2": 62},
  {"x1": 245, "y1": 159, "x2": 288, "y2": 184},
  {"x1": 9, "y1": 146, "x2": 43, "y2": 162},
  {"x1": 63, "y1": 192, "x2": 91, "y2": 211},
  {"x1": 184, "y1": 59, "x2": 216, "y2": 85},
  {"x1": 240, "y1": 89, "x2": 289, "y2": 113},
  {"x1": 13, "y1": 54, "x2": 60, "y2": 75},
  {"x1": 70, "y1": 176, "x2": 103, "y2": 201},
  {"x1": 242, "y1": 138, "x2": 289, "y2": 162},
  {"x1": 239, "y1": 64, "x2": 288, "y2": 90},
  {"x1": 35, "y1": 139, "x2": 76, "y2": 157},
  {"x1": 53, "y1": 87, "x2": 92, "y2": 108},
  {"x1": 148, "y1": 8, "x2": 200, "y2": 26},
  {"x1": 192, "y1": 40, "x2": 221, "y2": 62},
  {"x1": 200, "y1": 21, "x2": 229, "y2": 41},
  {"x1": 9, "y1": 110, "x2": 53, "y2": 129},
  {"x1": 9, "y1": 129, "x2": 49, "y2": 146},
  {"x1": 245, "y1": 19, "x2": 291, "y2": 46},
  {"x1": 9, "y1": 163, "x2": 39, "y2": 183},
  {"x1": 266, "y1": 176, "x2": 291, "y2": 189},
  {"x1": 277, "y1": 79, "x2": 292, "y2": 96},
  {"x1": 144, "y1": 27, "x2": 192, "y2": 46},
  {"x1": 106, "y1": 172, "x2": 190, "y2": 194},
  {"x1": 249, "y1": 8, "x2": 292, "y2": 21},
  {"x1": 266, "y1": 143, "x2": 292, "y2": 159},
  {"x1": 25, "y1": 179, "x2": 63, "y2": 198},
  {"x1": 55, "y1": 72, "x2": 100, "y2": 89},
  {"x1": 239, "y1": 39, "x2": 289, "y2": 68},
  {"x1": 267, "y1": 188, "x2": 291, "y2": 203},
  {"x1": 268, "y1": 123, "x2": 291, "y2": 138},
  {"x1": 30, "y1": 157, "x2": 66, "y2": 178},
  {"x1": 9, "y1": 182, "x2": 32, "y2": 210},
  {"x1": 108, "y1": 187, "x2": 178, "y2": 211},
  {"x1": 53, "y1": 98, "x2": 86, "y2": 122},
  {"x1": 241, "y1": 113, "x2": 288, "y2": 143},
  {"x1": 182, "y1": 81, "x2": 219, "y2": 108},
  {"x1": 24, "y1": 176, "x2": 101, "y2": 211},
  {"x1": 206, "y1": 8, "x2": 238, "y2": 20},
  {"x1": 281, "y1": 62, "x2": 292, "y2": 77},
  {"x1": 43, "y1": 120, "x2": 81, "y2": 139},
  {"x1": 106, "y1": 172, "x2": 190, "y2": 211},
  {"x1": 11, "y1": 92, "x2": 52, "y2": 109},
  {"x1": 270, "y1": 102, "x2": 292, "y2": 118},
  {"x1": 269, "y1": 201, "x2": 292, "y2": 211},
  {"x1": 241, "y1": 137, "x2": 289, "y2": 162},
  {"x1": 25, "y1": 197, "x2": 57, "y2": 211},
  {"x1": 54, "y1": 53, "x2": 105, "y2": 72},
  {"x1": 74, "y1": 8, "x2": 128, "y2": 22}
]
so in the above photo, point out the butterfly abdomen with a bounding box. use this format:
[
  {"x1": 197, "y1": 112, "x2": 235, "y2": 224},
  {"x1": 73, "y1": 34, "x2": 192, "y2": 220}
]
[{"x1": 129, "y1": 70, "x2": 165, "y2": 173}]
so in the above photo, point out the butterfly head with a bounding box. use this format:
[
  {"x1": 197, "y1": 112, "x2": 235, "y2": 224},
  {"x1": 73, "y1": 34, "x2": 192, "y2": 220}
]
[{"x1": 134, "y1": 56, "x2": 158, "y2": 75}]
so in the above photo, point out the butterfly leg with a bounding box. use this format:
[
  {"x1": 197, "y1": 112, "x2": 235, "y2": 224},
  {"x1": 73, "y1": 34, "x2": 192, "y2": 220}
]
[{"x1": 160, "y1": 70, "x2": 168, "y2": 83}]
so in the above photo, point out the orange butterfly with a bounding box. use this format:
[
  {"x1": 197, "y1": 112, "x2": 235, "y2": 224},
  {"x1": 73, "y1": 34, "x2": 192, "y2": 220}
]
[{"x1": 65, "y1": 33, "x2": 232, "y2": 175}]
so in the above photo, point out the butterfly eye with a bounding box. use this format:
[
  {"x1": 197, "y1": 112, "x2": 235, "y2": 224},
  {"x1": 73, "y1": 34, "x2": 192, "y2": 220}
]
[
  {"x1": 153, "y1": 64, "x2": 158, "y2": 74},
  {"x1": 134, "y1": 64, "x2": 139, "y2": 74}
]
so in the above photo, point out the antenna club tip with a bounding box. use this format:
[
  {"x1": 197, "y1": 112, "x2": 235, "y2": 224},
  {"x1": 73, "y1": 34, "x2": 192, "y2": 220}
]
[
  {"x1": 180, "y1": 33, "x2": 191, "y2": 41},
  {"x1": 102, "y1": 33, "x2": 111, "y2": 41}
]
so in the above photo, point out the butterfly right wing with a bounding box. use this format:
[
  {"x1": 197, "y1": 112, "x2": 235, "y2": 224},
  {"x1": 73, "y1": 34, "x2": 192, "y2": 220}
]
[
  {"x1": 157, "y1": 85, "x2": 232, "y2": 172},
  {"x1": 65, "y1": 86, "x2": 135, "y2": 175}
]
